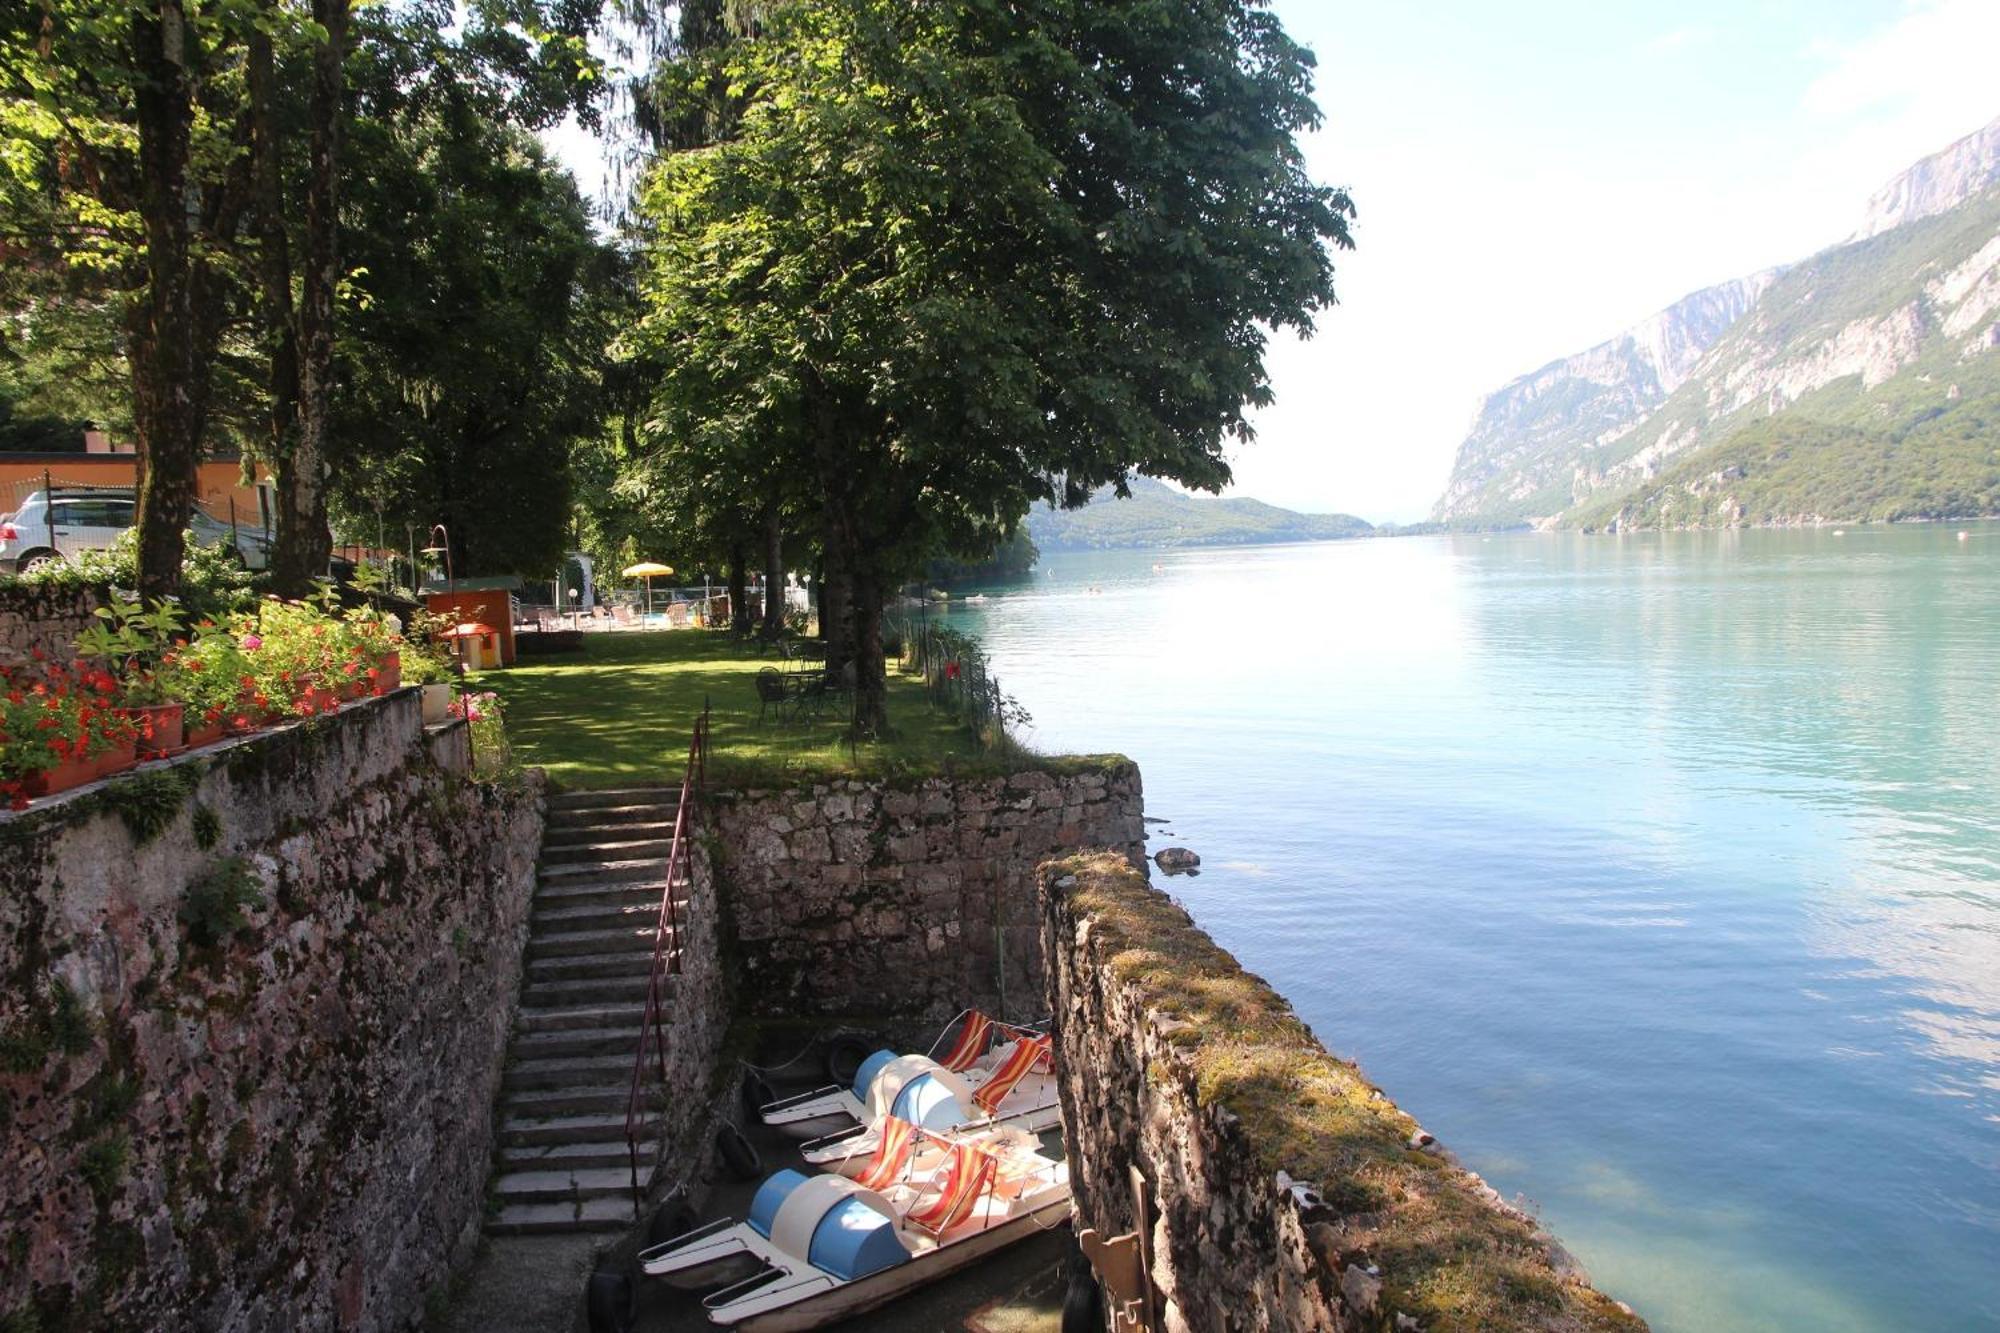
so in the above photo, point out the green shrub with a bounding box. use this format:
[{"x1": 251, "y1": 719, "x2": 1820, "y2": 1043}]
[{"x1": 179, "y1": 858, "x2": 263, "y2": 949}]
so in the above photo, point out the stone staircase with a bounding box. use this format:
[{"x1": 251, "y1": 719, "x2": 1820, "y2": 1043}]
[{"x1": 487, "y1": 787, "x2": 687, "y2": 1235}]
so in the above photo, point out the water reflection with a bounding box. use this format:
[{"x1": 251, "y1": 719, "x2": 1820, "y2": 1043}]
[{"x1": 948, "y1": 528, "x2": 2000, "y2": 1332}]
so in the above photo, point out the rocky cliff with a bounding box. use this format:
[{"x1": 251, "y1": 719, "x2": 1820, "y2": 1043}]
[
  {"x1": 1436, "y1": 113, "x2": 2000, "y2": 529},
  {"x1": 1849, "y1": 114, "x2": 2000, "y2": 241},
  {"x1": 1431, "y1": 273, "x2": 1777, "y2": 524}
]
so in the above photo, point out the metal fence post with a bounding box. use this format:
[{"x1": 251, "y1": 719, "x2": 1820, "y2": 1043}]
[{"x1": 43, "y1": 468, "x2": 54, "y2": 555}]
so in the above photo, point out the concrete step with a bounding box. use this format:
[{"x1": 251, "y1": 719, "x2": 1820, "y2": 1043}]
[
  {"x1": 532, "y1": 878, "x2": 672, "y2": 913},
  {"x1": 542, "y1": 836, "x2": 678, "y2": 866},
  {"x1": 524, "y1": 948, "x2": 670, "y2": 983},
  {"x1": 531, "y1": 899, "x2": 675, "y2": 935},
  {"x1": 501, "y1": 1138, "x2": 638, "y2": 1173},
  {"x1": 547, "y1": 803, "x2": 680, "y2": 833},
  {"x1": 499, "y1": 1110, "x2": 655, "y2": 1148},
  {"x1": 544, "y1": 819, "x2": 678, "y2": 848},
  {"x1": 493, "y1": 1166, "x2": 636, "y2": 1204},
  {"x1": 506, "y1": 1053, "x2": 646, "y2": 1092},
  {"x1": 512, "y1": 1024, "x2": 652, "y2": 1060},
  {"x1": 525, "y1": 924, "x2": 664, "y2": 961},
  {"x1": 521, "y1": 974, "x2": 663, "y2": 1008},
  {"x1": 539, "y1": 857, "x2": 677, "y2": 888},
  {"x1": 502, "y1": 1084, "x2": 635, "y2": 1119},
  {"x1": 486, "y1": 1196, "x2": 637, "y2": 1236},
  {"x1": 517, "y1": 1003, "x2": 650, "y2": 1034},
  {"x1": 547, "y1": 787, "x2": 676, "y2": 813}
]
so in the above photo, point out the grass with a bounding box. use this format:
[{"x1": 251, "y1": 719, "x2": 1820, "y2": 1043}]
[
  {"x1": 470, "y1": 629, "x2": 1018, "y2": 790},
  {"x1": 1053, "y1": 852, "x2": 1648, "y2": 1333}
]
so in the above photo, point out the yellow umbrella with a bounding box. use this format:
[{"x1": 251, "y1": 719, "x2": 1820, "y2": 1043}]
[{"x1": 622, "y1": 561, "x2": 675, "y2": 618}]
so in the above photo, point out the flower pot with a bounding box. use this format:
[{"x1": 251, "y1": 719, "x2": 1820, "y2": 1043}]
[
  {"x1": 22, "y1": 751, "x2": 99, "y2": 798},
  {"x1": 298, "y1": 686, "x2": 343, "y2": 718},
  {"x1": 124, "y1": 703, "x2": 184, "y2": 757},
  {"x1": 374, "y1": 652, "x2": 402, "y2": 695},
  {"x1": 421, "y1": 682, "x2": 452, "y2": 724},
  {"x1": 92, "y1": 736, "x2": 138, "y2": 780},
  {"x1": 185, "y1": 719, "x2": 228, "y2": 750}
]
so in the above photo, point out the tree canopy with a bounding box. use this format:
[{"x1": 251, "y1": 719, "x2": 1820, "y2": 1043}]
[{"x1": 635, "y1": 0, "x2": 1352, "y2": 729}]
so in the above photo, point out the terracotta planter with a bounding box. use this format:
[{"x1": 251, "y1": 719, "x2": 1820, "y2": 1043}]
[
  {"x1": 299, "y1": 686, "x2": 343, "y2": 718},
  {"x1": 420, "y1": 682, "x2": 452, "y2": 724},
  {"x1": 22, "y1": 751, "x2": 99, "y2": 798},
  {"x1": 184, "y1": 719, "x2": 228, "y2": 749},
  {"x1": 92, "y1": 736, "x2": 138, "y2": 780},
  {"x1": 375, "y1": 652, "x2": 402, "y2": 695},
  {"x1": 124, "y1": 703, "x2": 184, "y2": 757}
]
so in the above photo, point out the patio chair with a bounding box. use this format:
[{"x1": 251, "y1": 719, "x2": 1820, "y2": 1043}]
[
  {"x1": 755, "y1": 667, "x2": 791, "y2": 725},
  {"x1": 667, "y1": 602, "x2": 691, "y2": 628},
  {"x1": 612, "y1": 605, "x2": 637, "y2": 628}
]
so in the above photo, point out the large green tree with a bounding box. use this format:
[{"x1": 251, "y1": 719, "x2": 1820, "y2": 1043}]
[{"x1": 638, "y1": 0, "x2": 1352, "y2": 732}]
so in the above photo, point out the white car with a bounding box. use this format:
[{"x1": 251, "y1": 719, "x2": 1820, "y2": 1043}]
[{"x1": 0, "y1": 489, "x2": 274, "y2": 573}]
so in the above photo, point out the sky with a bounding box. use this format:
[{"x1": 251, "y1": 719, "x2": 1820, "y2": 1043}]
[{"x1": 549, "y1": 1, "x2": 2000, "y2": 524}]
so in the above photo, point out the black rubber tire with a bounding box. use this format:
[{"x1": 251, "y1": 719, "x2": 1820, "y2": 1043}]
[
  {"x1": 1061, "y1": 1267, "x2": 1104, "y2": 1333},
  {"x1": 717, "y1": 1122, "x2": 762, "y2": 1182},
  {"x1": 647, "y1": 1199, "x2": 698, "y2": 1248},
  {"x1": 16, "y1": 551, "x2": 60, "y2": 575},
  {"x1": 585, "y1": 1267, "x2": 634, "y2": 1333},
  {"x1": 823, "y1": 1034, "x2": 873, "y2": 1087},
  {"x1": 741, "y1": 1070, "x2": 776, "y2": 1118}
]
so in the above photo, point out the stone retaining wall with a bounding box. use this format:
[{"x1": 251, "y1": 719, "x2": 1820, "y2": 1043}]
[
  {"x1": 709, "y1": 760, "x2": 1143, "y2": 1028},
  {"x1": 1042, "y1": 853, "x2": 1647, "y2": 1333},
  {"x1": 0, "y1": 581, "x2": 101, "y2": 673},
  {"x1": 0, "y1": 691, "x2": 544, "y2": 1331}
]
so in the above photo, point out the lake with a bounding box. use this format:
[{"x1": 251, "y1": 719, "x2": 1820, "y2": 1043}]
[{"x1": 939, "y1": 527, "x2": 2000, "y2": 1333}]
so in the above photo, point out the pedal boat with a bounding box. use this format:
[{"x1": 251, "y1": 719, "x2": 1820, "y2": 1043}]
[
  {"x1": 797, "y1": 1032, "x2": 1058, "y2": 1167},
  {"x1": 757, "y1": 1011, "x2": 1050, "y2": 1140},
  {"x1": 640, "y1": 1127, "x2": 1069, "y2": 1330}
]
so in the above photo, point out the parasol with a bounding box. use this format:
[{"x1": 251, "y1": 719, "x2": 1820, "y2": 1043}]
[{"x1": 622, "y1": 561, "x2": 675, "y2": 617}]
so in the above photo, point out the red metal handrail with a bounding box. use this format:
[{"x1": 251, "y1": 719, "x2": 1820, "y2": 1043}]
[{"x1": 625, "y1": 704, "x2": 710, "y2": 1206}]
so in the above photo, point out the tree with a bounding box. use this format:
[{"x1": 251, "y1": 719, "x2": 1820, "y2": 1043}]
[{"x1": 637, "y1": 0, "x2": 1352, "y2": 732}]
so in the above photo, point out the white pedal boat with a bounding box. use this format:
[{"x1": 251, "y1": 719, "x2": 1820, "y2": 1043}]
[
  {"x1": 758, "y1": 1010, "x2": 1050, "y2": 1141},
  {"x1": 641, "y1": 1128, "x2": 1070, "y2": 1330},
  {"x1": 797, "y1": 1033, "x2": 1059, "y2": 1167}
]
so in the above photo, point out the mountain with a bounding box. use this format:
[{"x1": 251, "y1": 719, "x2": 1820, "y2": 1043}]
[
  {"x1": 1027, "y1": 476, "x2": 1373, "y2": 550},
  {"x1": 1431, "y1": 272, "x2": 1778, "y2": 524},
  {"x1": 1848, "y1": 117, "x2": 2000, "y2": 241},
  {"x1": 1436, "y1": 112, "x2": 2000, "y2": 530}
]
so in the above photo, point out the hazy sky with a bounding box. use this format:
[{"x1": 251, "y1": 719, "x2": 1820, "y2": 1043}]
[
  {"x1": 550, "y1": 1, "x2": 2000, "y2": 523},
  {"x1": 1249, "y1": 0, "x2": 2000, "y2": 521}
]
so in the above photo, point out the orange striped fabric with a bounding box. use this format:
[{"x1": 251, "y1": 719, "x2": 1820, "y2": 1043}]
[
  {"x1": 972, "y1": 1034, "x2": 1051, "y2": 1115},
  {"x1": 907, "y1": 1142, "x2": 998, "y2": 1236},
  {"x1": 855, "y1": 1115, "x2": 917, "y2": 1191},
  {"x1": 939, "y1": 1011, "x2": 994, "y2": 1073}
]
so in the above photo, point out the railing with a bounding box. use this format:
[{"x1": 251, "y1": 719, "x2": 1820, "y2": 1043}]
[
  {"x1": 624, "y1": 704, "x2": 710, "y2": 1206},
  {"x1": 892, "y1": 616, "x2": 1028, "y2": 749}
]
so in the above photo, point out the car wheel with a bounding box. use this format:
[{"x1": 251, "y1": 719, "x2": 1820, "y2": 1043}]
[{"x1": 17, "y1": 551, "x2": 61, "y2": 575}]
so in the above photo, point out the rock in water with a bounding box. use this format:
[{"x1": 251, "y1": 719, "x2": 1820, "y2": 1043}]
[{"x1": 1154, "y1": 847, "x2": 1200, "y2": 874}]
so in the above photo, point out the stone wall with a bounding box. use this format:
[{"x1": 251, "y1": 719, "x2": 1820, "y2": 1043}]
[
  {"x1": 1042, "y1": 853, "x2": 1648, "y2": 1333},
  {"x1": 709, "y1": 760, "x2": 1143, "y2": 1029},
  {"x1": 645, "y1": 833, "x2": 731, "y2": 1201},
  {"x1": 0, "y1": 581, "x2": 100, "y2": 673},
  {"x1": 0, "y1": 691, "x2": 545, "y2": 1331}
]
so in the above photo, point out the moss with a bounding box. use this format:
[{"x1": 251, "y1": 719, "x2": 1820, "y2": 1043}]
[
  {"x1": 1050, "y1": 853, "x2": 1647, "y2": 1333},
  {"x1": 101, "y1": 763, "x2": 204, "y2": 845},
  {"x1": 190, "y1": 802, "x2": 223, "y2": 850},
  {"x1": 77, "y1": 1132, "x2": 129, "y2": 1202},
  {"x1": 1, "y1": 979, "x2": 94, "y2": 1073},
  {"x1": 179, "y1": 857, "x2": 263, "y2": 951}
]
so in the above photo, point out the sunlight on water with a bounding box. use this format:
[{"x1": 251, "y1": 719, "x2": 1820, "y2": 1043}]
[{"x1": 942, "y1": 527, "x2": 2000, "y2": 1333}]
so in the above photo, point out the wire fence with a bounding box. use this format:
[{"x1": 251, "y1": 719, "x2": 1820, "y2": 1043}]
[{"x1": 891, "y1": 615, "x2": 1028, "y2": 751}]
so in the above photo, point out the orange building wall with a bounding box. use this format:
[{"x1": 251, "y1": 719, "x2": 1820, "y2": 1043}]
[{"x1": 0, "y1": 454, "x2": 272, "y2": 529}]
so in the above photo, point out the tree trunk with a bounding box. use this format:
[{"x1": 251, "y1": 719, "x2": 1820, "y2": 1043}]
[
  {"x1": 728, "y1": 542, "x2": 750, "y2": 634},
  {"x1": 850, "y1": 568, "x2": 887, "y2": 738},
  {"x1": 761, "y1": 504, "x2": 785, "y2": 638},
  {"x1": 249, "y1": 24, "x2": 298, "y2": 533},
  {"x1": 272, "y1": 0, "x2": 347, "y2": 594},
  {"x1": 129, "y1": 0, "x2": 203, "y2": 598}
]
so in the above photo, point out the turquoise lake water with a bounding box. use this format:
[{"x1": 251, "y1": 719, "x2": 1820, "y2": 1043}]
[{"x1": 940, "y1": 527, "x2": 2000, "y2": 1333}]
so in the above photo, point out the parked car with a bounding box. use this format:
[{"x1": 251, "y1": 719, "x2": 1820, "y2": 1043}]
[{"x1": 0, "y1": 488, "x2": 275, "y2": 573}]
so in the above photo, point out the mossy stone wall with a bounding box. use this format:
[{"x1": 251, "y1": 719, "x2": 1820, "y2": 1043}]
[
  {"x1": 1042, "y1": 853, "x2": 1648, "y2": 1333},
  {"x1": 0, "y1": 693, "x2": 544, "y2": 1331}
]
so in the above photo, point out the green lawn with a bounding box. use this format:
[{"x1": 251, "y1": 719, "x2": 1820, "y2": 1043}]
[{"x1": 471, "y1": 630, "x2": 999, "y2": 789}]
